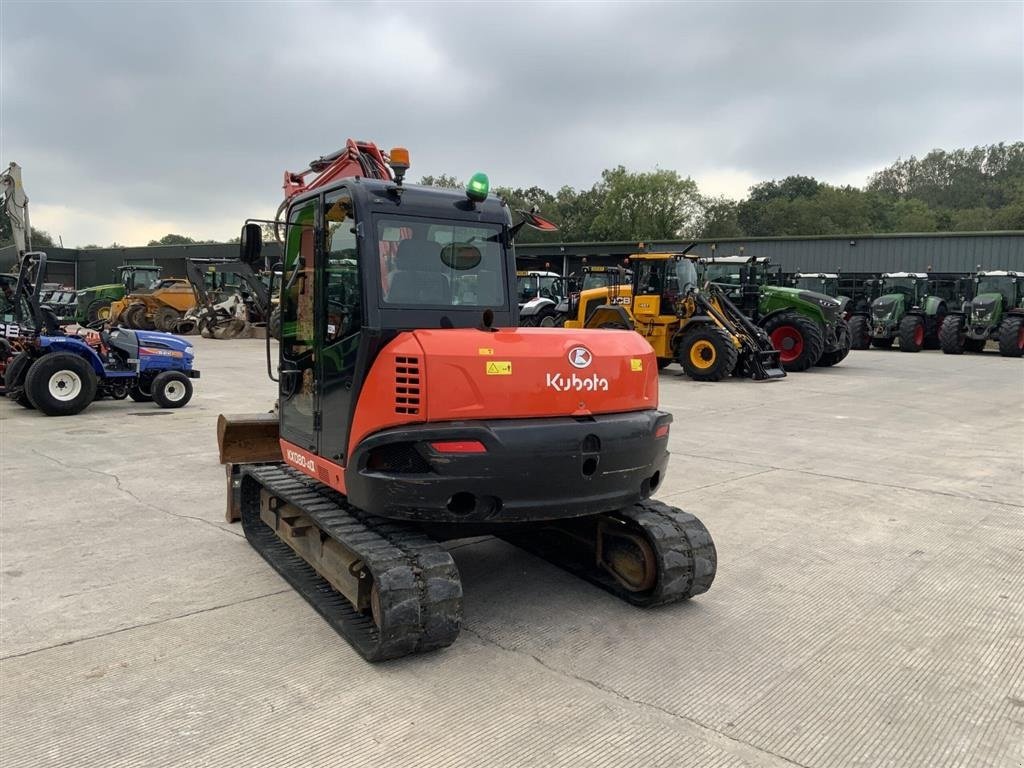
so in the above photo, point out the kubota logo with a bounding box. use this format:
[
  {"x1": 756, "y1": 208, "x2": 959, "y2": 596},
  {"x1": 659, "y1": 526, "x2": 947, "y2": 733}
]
[
  {"x1": 546, "y1": 372, "x2": 609, "y2": 392},
  {"x1": 568, "y1": 347, "x2": 593, "y2": 368},
  {"x1": 286, "y1": 449, "x2": 316, "y2": 472}
]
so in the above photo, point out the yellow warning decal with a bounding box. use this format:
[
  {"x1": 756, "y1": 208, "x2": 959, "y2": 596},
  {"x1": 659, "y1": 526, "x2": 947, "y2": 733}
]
[
  {"x1": 486, "y1": 361, "x2": 512, "y2": 375},
  {"x1": 478, "y1": 347, "x2": 494, "y2": 356},
  {"x1": 630, "y1": 358, "x2": 643, "y2": 372}
]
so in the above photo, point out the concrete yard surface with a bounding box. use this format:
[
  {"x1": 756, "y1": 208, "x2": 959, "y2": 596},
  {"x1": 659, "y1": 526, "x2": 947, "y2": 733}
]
[{"x1": 1, "y1": 338, "x2": 1022, "y2": 768}]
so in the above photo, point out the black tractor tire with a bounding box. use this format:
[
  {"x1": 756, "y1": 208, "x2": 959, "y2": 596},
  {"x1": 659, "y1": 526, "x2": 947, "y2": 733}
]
[
  {"x1": 677, "y1": 327, "x2": 738, "y2": 382},
  {"x1": 762, "y1": 312, "x2": 824, "y2": 372},
  {"x1": 519, "y1": 314, "x2": 538, "y2": 327},
  {"x1": 997, "y1": 316, "x2": 1024, "y2": 358},
  {"x1": 123, "y1": 303, "x2": 154, "y2": 330},
  {"x1": 153, "y1": 306, "x2": 182, "y2": 332},
  {"x1": 871, "y1": 336, "x2": 895, "y2": 349},
  {"x1": 23, "y1": 352, "x2": 98, "y2": 416},
  {"x1": 535, "y1": 310, "x2": 562, "y2": 328},
  {"x1": 4, "y1": 351, "x2": 36, "y2": 408},
  {"x1": 924, "y1": 306, "x2": 946, "y2": 349},
  {"x1": 86, "y1": 300, "x2": 113, "y2": 325},
  {"x1": 151, "y1": 370, "x2": 193, "y2": 408},
  {"x1": 898, "y1": 314, "x2": 925, "y2": 352},
  {"x1": 816, "y1": 319, "x2": 851, "y2": 367},
  {"x1": 268, "y1": 307, "x2": 281, "y2": 339},
  {"x1": 848, "y1": 315, "x2": 871, "y2": 350},
  {"x1": 965, "y1": 338, "x2": 987, "y2": 353},
  {"x1": 939, "y1": 315, "x2": 965, "y2": 355}
]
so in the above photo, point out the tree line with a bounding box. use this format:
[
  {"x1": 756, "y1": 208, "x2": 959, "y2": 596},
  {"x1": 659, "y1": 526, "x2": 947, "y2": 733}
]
[{"x1": 3, "y1": 142, "x2": 1020, "y2": 251}]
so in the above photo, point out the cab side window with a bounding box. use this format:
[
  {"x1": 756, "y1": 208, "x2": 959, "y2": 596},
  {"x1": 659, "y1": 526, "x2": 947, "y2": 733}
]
[{"x1": 323, "y1": 191, "x2": 360, "y2": 344}]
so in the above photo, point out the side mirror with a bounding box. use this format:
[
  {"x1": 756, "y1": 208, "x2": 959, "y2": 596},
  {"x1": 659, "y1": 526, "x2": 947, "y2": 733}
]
[
  {"x1": 240, "y1": 223, "x2": 264, "y2": 267},
  {"x1": 522, "y1": 210, "x2": 558, "y2": 232}
]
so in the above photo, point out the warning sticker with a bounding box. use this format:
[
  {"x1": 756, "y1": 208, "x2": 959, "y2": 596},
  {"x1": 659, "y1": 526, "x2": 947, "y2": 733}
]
[
  {"x1": 630, "y1": 358, "x2": 643, "y2": 372},
  {"x1": 486, "y1": 361, "x2": 512, "y2": 375},
  {"x1": 478, "y1": 347, "x2": 494, "y2": 356}
]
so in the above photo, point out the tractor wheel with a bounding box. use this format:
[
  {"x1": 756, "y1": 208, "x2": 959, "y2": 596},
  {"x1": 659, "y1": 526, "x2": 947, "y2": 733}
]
[
  {"x1": 24, "y1": 352, "x2": 98, "y2": 416},
  {"x1": 268, "y1": 307, "x2": 281, "y2": 340},
  {"x1": 924, "y1": 308, "x2": 946, "y2": 350},
  {"x1": 871, "y1": 336, "x2": 894, "y2": 349},
  {"x1": 677, "y1": 327, "x2": 738, "y2": 382},
  {"x1": 536, "y1": 310, "x2": 562, "y2": 328},
  {"x1": 964, "y1": 338, "x2": 987, "y2": 353},
  {"x1": 816, "y1": 319, "x2": 851, "y2": 367},
  {"x1": 898, "y1": 315, "x2": 925, "y2": 352},
  {"x1": 129, "y1": 376, "x2": 154, "y2": 402},
  {"x1": 4, "y1": 352, "x2": 36, "y2": 409},
  {"x1": 939, "y1": 315, "x2": 965, "y2": 354},
  {"x1": 153, "y1": 306, "x2": 182, "y2": 332},
  {"x1": 997, "y1": 316, "x2": 1024, "y2": 358},
  {"x1": 124, "y1": 303, "x2": 155, "y2": 330},
  {"x1": 151, "y1": 371, "x2": 193, "y2": 408},
  {"x1": 848, "y1": 315, "x2": 871, "y2": 350},
  {"x1": 86, "y1": 300, "x2": 113, "y2": 324},
  {"x1": 762, "y1": 312, "x2": 824, "y2": 372}
]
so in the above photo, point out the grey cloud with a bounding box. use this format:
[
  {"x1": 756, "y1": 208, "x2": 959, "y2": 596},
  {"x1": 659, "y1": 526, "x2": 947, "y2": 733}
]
[{"x1": 2, "y1": 0, "x2": 1021, "y2": 244}]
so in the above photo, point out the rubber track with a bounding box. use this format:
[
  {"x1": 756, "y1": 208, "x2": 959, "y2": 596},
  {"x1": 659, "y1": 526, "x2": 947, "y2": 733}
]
[
  {"x1": 240, "y1": 465, "x2": 462, "y2": 661},
  {"x1": 502, "y1": 499, "x2": 717, "y2": 607}
]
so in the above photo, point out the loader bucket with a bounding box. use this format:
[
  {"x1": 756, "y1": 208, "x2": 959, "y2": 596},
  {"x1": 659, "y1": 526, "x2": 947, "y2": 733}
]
[{"x1": 217, "y1": 412, "x2": 282, "y2": 522}]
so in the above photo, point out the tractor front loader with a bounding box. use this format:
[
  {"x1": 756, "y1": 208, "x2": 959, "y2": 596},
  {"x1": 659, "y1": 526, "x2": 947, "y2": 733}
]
[{"x1": 217, "y1": 141, "x2": 716, "y2": 662}]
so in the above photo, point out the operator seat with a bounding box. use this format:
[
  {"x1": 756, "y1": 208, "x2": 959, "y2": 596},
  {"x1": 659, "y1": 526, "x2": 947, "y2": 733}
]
[{"x1": 387, "y1": 240, "x2": 450, "y2": 305}]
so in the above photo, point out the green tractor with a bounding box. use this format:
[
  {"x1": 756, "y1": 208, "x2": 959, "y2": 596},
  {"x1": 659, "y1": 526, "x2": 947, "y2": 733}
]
[
  {"x1": 940, "y1": 270, "x2": 1024, "y2": 358},
  {"x1": 862, "y1": 272, "x2": 964, "y2": 352},
  {"x1": 73, "y1": 264, "x2": 163, "y2": 325},
  {"x1": 701, "y1": 255, "x2": 850, "y2": 371}
]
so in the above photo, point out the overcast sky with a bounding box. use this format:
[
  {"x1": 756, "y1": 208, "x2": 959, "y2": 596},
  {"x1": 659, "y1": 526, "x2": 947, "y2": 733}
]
[{"x1": 2, "y1": 1, "x2": 1022, "y2": 247}]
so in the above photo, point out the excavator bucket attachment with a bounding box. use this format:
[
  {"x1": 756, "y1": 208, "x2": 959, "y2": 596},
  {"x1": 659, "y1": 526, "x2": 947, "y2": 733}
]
[{"x1": 217, "y1": 412, "x2": 281, "y2": 522}]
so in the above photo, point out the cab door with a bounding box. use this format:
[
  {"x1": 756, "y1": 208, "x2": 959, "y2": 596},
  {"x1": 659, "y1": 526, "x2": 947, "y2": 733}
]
[
  {"x1": 316, "y1": 189, "x2": 363, "y2": 463},
  {"x1": 278, "y1": 197, "x2": 319, "y2": 452}
]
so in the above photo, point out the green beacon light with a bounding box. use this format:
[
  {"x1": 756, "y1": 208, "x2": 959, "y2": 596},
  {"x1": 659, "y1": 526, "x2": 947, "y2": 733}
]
[{"x1": 466, "y1": 172, "x2": 489, "y2": 203}]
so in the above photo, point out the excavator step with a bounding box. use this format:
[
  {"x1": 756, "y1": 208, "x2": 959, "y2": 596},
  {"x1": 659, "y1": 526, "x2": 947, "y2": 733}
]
[
  {"x1": 239, "y1": 464, "x2": 462, "y2": 662},
  {"x1": 500, "y1": 499, "x2": 716, "y2": 607}
]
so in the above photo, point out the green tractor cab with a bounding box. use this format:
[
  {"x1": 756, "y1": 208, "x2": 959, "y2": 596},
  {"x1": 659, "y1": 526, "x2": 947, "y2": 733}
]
[
  {"x1": 940, "y1": 270, "x2": 1024, "y2": 358},
  {"x1": 74, "y1": 264, "x2": 163, "y2": 325},
  {"x1": 866, "y1": 272, "x2": 964, "y2": 352},
  {"x1": 701, "y1": 255, "x2": 850, "y2": 371}
]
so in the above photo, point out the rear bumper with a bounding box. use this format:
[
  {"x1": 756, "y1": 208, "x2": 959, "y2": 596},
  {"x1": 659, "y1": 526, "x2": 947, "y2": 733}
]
[{"x1": 346, "y1": 410, "x2": 672, "y2": 523}]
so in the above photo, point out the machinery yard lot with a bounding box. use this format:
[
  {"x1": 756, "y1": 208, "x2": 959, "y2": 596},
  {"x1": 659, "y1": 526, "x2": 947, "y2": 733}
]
[{"x1": 2, "y1": 338, "x2": 1021, "y2": 768}]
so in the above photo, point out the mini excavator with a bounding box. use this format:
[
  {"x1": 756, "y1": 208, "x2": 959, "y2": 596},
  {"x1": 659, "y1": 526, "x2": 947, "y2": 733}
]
[{"x1": 218, "y1": 140, "x2": 716, "y2": 661}]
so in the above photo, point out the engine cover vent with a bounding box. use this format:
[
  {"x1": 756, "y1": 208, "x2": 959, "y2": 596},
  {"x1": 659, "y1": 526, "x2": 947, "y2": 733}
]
[{"x1": 395, "y1": 356, "x2": 421, "y2": 415}]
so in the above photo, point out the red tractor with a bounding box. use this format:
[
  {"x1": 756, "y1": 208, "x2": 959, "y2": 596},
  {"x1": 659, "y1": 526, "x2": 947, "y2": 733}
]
[{"x1": 218, "y1": 140, "x2": 716, "y2": 661}]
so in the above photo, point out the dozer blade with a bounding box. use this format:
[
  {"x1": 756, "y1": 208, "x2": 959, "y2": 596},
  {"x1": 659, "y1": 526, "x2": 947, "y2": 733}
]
[
  {"x1": 218, "y1": 412, "x2": 281, "y2": 522},
  {"x1": 217, "y1": 412, "x2": 280, "y2": 464}
]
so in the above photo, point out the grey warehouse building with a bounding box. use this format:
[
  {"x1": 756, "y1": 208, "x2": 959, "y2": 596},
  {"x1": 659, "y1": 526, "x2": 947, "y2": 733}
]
[{"x1": 1, "y1": 231, "x2": 1021, "y2": 288}]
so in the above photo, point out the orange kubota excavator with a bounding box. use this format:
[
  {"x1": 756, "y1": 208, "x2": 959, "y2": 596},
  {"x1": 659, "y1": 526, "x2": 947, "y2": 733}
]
[{"x1": 218, "y1": 139, "x2": 716, "y2": 661}]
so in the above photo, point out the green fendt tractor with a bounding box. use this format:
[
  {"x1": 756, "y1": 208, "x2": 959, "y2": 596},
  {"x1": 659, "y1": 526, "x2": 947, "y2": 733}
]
[
  {"x1": 73, "y1": 264, "x2": 163, "y2": 325},
  {"x1": 940, "y1": 270, "x2": 1024, "y2": 358},
  {"x1": 865, "y1": 272, "x2": 964, "y2": 352},
  {"x1": 702, "y1": 255, "x2": 850, "y2": 371}
]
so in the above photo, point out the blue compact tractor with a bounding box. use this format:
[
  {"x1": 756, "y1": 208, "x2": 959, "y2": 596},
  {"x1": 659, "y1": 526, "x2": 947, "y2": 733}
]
[{"x1": 3, "y1": 252, "x2": 200, "y2": 416}]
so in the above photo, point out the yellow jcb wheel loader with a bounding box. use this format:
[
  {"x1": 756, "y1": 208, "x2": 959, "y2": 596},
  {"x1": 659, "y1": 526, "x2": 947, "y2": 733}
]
[{"x1": 565, "y1": 252, "x2": 785, "y2": 381}]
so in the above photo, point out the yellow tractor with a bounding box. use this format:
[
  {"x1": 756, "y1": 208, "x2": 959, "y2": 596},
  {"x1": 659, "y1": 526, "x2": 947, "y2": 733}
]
[
  {"x1": 108, "y1": 277, "x2": 197, "y2": 331},
  {"x1": 565, "y1": 252, "x2": 785, "y2": 381}
]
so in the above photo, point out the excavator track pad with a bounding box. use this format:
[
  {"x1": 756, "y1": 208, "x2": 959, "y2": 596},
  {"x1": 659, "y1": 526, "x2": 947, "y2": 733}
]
[
  {"x1": 240, "y1": 464, "x2": 463, "y2": 662},
  {"x1": 500, "y1": 499, "x2": 716, "y2": 606}
]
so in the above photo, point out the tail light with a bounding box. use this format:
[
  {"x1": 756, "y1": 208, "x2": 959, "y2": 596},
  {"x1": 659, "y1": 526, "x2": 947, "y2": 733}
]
[
  {"x1": 655, "y1": 424, "x2": 670, "y2": 439},
  {"x1": 430, "y1": 440, "x2": 487, "y2": 454}
]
